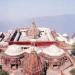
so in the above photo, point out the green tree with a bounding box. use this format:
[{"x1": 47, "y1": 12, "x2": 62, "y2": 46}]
[
  {"x1": 71, "y1": 43, "x2": 75, "y2": 56},
  {"x1": 72, "y1": 43, "x2": 75, "y2": 50},
  {"x1": 70, "y1": 68, "x2": 75, "y2": 75},
  {"x1": 0, "y1": 70, "x2": 9, "y2": 75}
]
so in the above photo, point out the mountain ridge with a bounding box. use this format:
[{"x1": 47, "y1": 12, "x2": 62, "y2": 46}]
[{"x1": 0, "y1": 14, "x2": 75, "y2": 35}]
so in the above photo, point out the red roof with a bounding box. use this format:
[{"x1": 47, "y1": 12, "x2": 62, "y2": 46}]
[{"x1": 8, "y1": 41, "x2": 59, "y2": 47}]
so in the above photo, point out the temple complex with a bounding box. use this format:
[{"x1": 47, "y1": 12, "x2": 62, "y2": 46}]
[{"x1": 0, "y1": 22, "x2": 74, "y2": 75}]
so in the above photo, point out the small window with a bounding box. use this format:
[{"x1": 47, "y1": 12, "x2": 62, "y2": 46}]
[{"x1": 21, "y1": 47, "x2": 29, "y2": 49}]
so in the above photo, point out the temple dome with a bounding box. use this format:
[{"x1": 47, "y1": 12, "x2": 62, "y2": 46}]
[
  {"x1": 62, "y1": 33, "x2": 68, "y2": 37},
  {"x1": 5, "y1": 45, "x2": 25, "y2": 56},
  {"x1": 43, "y1": 45, "x2": 65, "y2": 57}
]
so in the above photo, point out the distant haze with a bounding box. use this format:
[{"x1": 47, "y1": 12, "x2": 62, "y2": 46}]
[
  {"x1": 0, "y1": 14, "x2": 75, "y2": 36},
  {"x1": 0, "y1": 0, "x2": 75, "y2": 35}
]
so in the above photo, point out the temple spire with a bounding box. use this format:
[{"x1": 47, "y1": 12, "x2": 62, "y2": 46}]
[
  {"x1": 32, "y1": 20, "x2": 36, "y2": 26},
  {"x1": 27, "y1": 21, "x2": 40, "y2": 39}
]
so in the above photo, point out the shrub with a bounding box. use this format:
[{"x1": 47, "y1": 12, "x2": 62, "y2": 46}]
[
  {"x1": 70, "y1": 68, "x2": 75, "y2": 75},
  {"x1": 71, "y1": 43, "x2": 75, "y2": 56},
  {"x1": 0, "y1": 70, "x2": 9, "y2": 75}
]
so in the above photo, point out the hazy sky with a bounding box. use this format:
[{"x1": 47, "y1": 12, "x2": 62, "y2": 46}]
[{"x1": 0, "y1": 0, "x2": 75, "y2": 21}]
